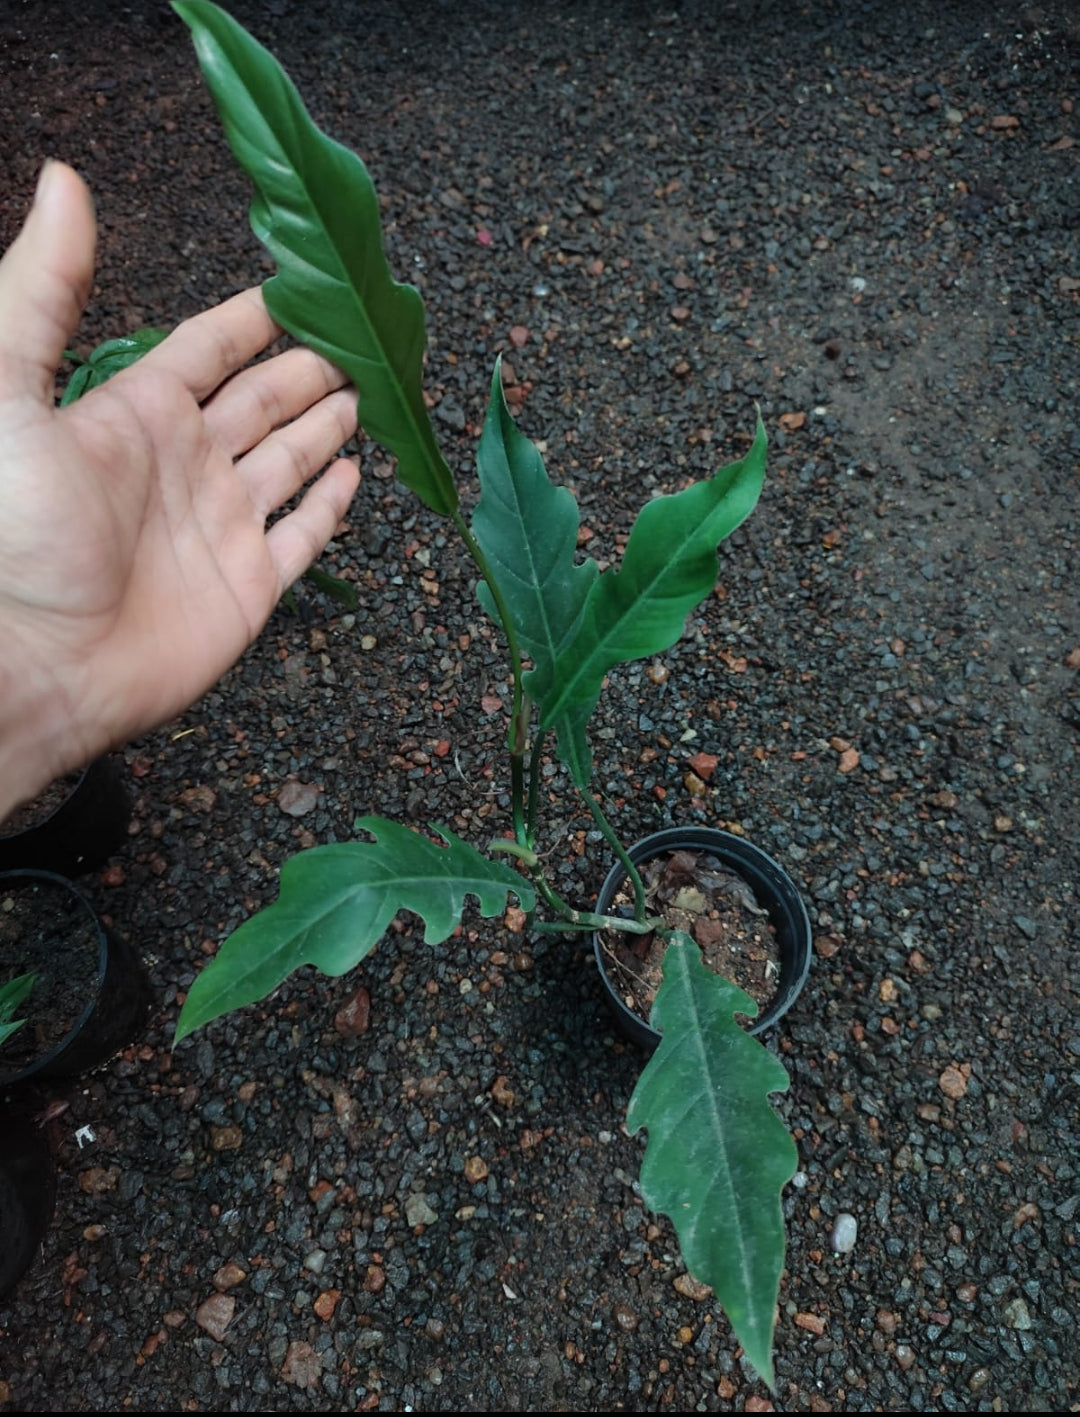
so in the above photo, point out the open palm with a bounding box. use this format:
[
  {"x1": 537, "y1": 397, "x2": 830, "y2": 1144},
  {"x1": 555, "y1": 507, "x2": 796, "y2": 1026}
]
[{"x1": 0, "y1": 162, "x2": 360, "y2": 815}]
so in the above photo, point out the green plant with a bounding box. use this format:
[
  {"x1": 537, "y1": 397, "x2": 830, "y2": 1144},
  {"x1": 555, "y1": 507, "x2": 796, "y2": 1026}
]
[
  {"x1": 0, "y1": 973, "x2": 36, "y2": 1047},
  {"x1": 169, "y1": 0, "x2": 799, "y2": 1385}
]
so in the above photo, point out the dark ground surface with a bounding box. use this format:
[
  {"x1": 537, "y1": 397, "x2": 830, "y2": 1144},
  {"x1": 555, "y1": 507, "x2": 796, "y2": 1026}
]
[{"x1": 1, "y1": 0, "x2": 1079, "y2": 1410}]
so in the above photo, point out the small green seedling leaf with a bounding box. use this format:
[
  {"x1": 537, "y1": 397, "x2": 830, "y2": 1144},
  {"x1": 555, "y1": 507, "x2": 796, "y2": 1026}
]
[
  {"x1": 626, "y1": 932, "x2": 796, "y2": 1390},
  {"x1": 174, "y1": 818, "x2": 535, "y2": 1042},
  {"x1": 59, "y1": 328, "x2": 168, "y2": 405},
  {"x1": 173, "y1": 0, "x2": 458, "y2": 517},
  {"x1": 0, "y1": 971, "x2": 36, "y2": 1047}
]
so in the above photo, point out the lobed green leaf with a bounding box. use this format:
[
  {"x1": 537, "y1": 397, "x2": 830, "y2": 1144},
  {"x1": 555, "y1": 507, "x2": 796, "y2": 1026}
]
[
  {"x1": 626, "y1": 932, "x2": 796, "y2": 1390},
  {"x1": 174, "y1": 818, "x2": 534, "y2": 1043},
  {"x1": 173, "y1": 0, "x2": 457, "y2": 516},
  {"x1": 544, "y1": 419, "x2": 767, "y2": 782}
]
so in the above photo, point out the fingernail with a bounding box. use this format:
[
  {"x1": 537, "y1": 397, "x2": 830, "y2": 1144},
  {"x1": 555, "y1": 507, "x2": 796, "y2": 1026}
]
[{"x1": 34, "y1": 158, "x2": 58, "y2": 207}]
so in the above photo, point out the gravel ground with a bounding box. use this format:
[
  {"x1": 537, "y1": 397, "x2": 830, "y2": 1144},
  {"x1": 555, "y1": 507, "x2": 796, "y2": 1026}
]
[{"x1": 1, "y1": 0, "x2": 1078, "y2": 1410}]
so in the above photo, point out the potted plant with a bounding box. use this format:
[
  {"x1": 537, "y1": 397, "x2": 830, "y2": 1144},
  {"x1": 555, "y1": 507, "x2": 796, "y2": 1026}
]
[
  {"x1": 0, "y1": 871, "x2": 150, "y2": 1088},
  {"x1": 166, "y1": 1, "x2": 811, "y2": 1386}
]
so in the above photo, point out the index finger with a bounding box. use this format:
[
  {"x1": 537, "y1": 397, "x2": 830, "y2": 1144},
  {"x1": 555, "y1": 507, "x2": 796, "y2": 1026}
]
[{"x1": 140, "y1": 286, "x2": 285, "y2": 403}]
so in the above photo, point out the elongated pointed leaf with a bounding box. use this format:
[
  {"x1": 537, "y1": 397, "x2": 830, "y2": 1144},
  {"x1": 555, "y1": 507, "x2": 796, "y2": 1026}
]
[
  {"x1": 472, "y1": 361, "x2": 598, "y2": 696},
  {"x1": 173, "y1": 0, "x2": 457, "y2": 516},
  {"x1": 626, "y1": 932, "x2": 795, "y2": 1389},
  {"x1": 544, "y1": 420, "x2": 767, "y2": 782},
  {"x1": 174, "y1": 817, "x2": 534, "y2": 1042}
]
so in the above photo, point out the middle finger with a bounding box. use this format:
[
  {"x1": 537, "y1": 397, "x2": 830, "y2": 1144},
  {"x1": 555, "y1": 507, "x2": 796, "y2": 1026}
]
[{"x1": 201, "y1": 344, "x2": 353, "y2": 459}]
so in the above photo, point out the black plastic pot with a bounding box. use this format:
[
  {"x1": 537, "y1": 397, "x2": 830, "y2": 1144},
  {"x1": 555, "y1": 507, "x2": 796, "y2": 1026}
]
[
  {"x1": 0, "y1": 870, "x2": 149, "y2": 1087},
  {"x1": 0, "y1": 1107, "x2": 57, "y2": 1302},
  {"x1": 0, "y1": 756, "x2": 131, "y2": 878},
  {"x1": 592, "y1": 826, "x2": 812, "y2": 1051}
]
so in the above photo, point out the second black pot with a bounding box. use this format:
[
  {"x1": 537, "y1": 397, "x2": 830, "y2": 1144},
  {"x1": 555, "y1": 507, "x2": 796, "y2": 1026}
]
[
  {"x1": 0, "y1": 756, "x2": 131, "y2": 878},
  {"x1": 592, "y1": 826, "x2": 812, "y2": 1052},
  {"x1": 0, "y1": 870, "x2": 150, "y2": 1087}
]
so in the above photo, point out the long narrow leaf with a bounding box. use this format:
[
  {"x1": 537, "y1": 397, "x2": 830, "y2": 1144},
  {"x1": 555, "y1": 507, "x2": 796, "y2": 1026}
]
[
  {"x1": 626, "y1": 932, "x2": 795, "y2": 1389},
  {"x1": 173, "y1": 0, "x2": 457, "y2": 516},
  {"x1": 472, "y1": 361, "x2": 598, "y2": 701},
  {"x1": 174, "y1": 818, "x2": 534, "y2": 1042},
  {"x1": 544, "y1": 420, "x2": 767, "y2": 782}
]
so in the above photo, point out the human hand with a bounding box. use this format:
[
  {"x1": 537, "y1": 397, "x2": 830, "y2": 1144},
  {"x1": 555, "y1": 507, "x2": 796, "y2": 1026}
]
[{"x1": 0, "y1": 161, "x2": 361, "y2": 819}]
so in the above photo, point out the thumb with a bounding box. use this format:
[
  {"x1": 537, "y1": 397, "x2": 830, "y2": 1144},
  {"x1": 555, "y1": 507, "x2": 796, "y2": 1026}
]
[{"x1": 0, "y1": 161, "x2": 97, "y2": 402}]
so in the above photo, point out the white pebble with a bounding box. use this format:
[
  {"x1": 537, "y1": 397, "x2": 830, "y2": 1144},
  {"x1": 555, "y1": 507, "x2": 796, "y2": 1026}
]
[{"x1": 831, "y1": 1212, "x2": 858, "y2": 1253}]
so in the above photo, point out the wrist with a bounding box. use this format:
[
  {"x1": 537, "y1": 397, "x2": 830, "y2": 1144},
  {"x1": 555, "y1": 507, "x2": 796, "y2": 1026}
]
[{"x1": 0, "y1": 662, "x2": 87, "y2": 824}]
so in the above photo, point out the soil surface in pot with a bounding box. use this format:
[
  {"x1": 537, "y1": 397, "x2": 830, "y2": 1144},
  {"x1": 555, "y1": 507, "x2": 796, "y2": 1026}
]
[
  {"x1": 0, "y1": 881, "x2": 100, "y2": 1082},
  {"x1": 599, "y1": 849, "x2": 781, "y2": 1026},
  {"x1": 0, "y1": 773, "x2": 83, "y2": 839}
]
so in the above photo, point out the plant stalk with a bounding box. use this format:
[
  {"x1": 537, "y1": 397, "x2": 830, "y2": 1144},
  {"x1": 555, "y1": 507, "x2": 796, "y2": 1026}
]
[{"x1": 580, "y1": 787, "x2": 647, "y2": 921}]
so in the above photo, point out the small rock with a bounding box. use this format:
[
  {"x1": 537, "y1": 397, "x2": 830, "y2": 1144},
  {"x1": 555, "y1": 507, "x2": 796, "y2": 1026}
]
[
  {"x1": 282, "y1": 1339, "x2": 322, "y2": 1390},
  {"x1": 464, "y1": 1155, "x2": 489, "y2": 1183},
  {"x1": 686, "y1": 751, "x2": 718, "y2": 779},
  {"x1": 333, "y1": 987, "x2": 371, "y2": 1036},
  {"x1": 673, "y1": 1273, "x2": 711, "y2": 1301},
  {"x1": 1003, "y1": 1297, "x2": 1033, "y2": 1330},
  {"x1": 313, "y1": 1288, "x2": 341, "y2": 1321},
  {"x1": 508, "y1": 325, "x2": 529, "y2": 347},
  {"x1": 794, "y1": 1311, "x2": 827, "y2": 1334},
  {"x1": 194, "y1": 1293, "x2": 235, "y2": 1342},
  {"x1": 212, "y1": 1262, "x2": 247, "y2": 1291},
  {"x1": 830, "y1": 1213, "x2": 858, "y2": 1253},
  {"x1": 613, "y1": 1302, "x2": 639, "y2": 1332},
  {"x1": 491, "y1": 1075, "x2": 516, "y2": 1108},
  {"x1": 210, "y1": 1123, "x2": 244, "y2": 1151},
  {"x1": 178, "y1": 785, "x2": 216, "y2": 814},
  {"x1": 278, "y1": 780, "x2": 320, "y2": 817},
  {"x1": 406, "y1": 1194, "x2": 438, "y2": 1227},
  {"x1": 938, "y1": 1066, "x2": 968, "y2": 1099},
  {"x1": 837, "y1": 747, "x2": 860, "y2": 774},
  {"x1": 895, "y1": 1343, "x2": 916, "y2": 1371},
  {"x1": 77, "y1": 1167, "x2": 119, "y2": 1195}
]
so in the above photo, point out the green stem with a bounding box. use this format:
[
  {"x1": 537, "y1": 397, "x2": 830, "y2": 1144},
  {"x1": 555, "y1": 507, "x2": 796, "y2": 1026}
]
[
  {"x1": 525, "y1": 729, "x2": 546, "y2": 847},
  {"x1": 451, "y1": 510, "x2": 531, "y2": 840},
  {"x1": 531, "y1": 911, "x2": 659, "y2": 936},
  {"x1": 580, "y1": 787, "x2": 647, "y2": 922}
]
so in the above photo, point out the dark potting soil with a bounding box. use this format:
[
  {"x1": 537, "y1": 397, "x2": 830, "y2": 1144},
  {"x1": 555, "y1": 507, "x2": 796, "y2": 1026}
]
[
  {"x1": 0, "y1": 772, "x2": 83, "y2": 839},
  {"x1": 0, "y1": 1, "x2": 1078, "y2": 1413},
  {"x1": 0, "y1": 879, "x2": 101, "y2": 1083},
  {"x1": 599, "y1": 849, "x2": 782, "y2": 1024}
]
